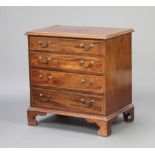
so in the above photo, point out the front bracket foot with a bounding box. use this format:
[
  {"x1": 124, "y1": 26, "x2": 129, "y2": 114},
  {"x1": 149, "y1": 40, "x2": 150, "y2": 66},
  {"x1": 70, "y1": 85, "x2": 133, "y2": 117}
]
[
  {"x1": 86, "y1": 118, "x2": 112, "y2": 137},
  {"x1": 27, "y1": 108, "x2": 47, "y2": 126}
]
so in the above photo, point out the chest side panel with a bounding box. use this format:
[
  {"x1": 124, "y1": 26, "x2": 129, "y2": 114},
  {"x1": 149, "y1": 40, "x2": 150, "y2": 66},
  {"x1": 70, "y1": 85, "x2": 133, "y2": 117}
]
[{"x1": 105, "y1": 33, "x2": 132, "y2": 116}]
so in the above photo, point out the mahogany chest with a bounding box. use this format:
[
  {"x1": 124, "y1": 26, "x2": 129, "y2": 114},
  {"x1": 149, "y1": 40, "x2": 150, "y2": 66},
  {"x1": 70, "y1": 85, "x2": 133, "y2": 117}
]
[{"x1": 26, "y1": 25, "x2": 134, "y2": 136}]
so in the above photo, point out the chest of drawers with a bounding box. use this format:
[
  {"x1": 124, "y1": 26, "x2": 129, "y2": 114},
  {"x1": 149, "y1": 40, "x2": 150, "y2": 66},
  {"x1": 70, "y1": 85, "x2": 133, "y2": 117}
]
[{"x1": 26, "y1": 25, "x2": 134, "y2": 136}]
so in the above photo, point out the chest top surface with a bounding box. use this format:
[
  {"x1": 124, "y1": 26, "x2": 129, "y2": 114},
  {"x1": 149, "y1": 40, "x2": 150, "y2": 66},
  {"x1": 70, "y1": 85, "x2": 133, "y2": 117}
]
[{"x1": 26, "y1": 25, "x2": 134, "y2": 40}]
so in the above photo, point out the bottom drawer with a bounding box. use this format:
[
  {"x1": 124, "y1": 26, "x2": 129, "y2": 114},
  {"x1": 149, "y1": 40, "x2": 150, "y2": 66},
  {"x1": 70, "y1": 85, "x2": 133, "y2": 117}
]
[{"x1": 31, "y1": 88, "x2": 104, "y2": 114}]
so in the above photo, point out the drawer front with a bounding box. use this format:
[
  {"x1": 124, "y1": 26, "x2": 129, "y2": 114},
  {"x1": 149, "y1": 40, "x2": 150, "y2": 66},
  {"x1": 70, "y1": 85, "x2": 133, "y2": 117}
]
[
  {"x1": 29, "y1": 36, "x2": 104, "y2": 56},
  {"x1": 31, "y1": 88, "x2": 104, "y2": 114},
  {"x1": 31, "y1": 69, "x2": 104, "y2": 94},
  {"x1": 30, "y1": 52, "x2": 104, "y2": 74}
]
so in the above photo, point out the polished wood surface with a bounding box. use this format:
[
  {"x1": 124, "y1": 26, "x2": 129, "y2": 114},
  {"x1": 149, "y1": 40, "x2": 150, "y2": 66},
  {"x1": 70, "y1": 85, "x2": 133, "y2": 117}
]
[
  {"x1": 31, "y1": 88, "x2": 104, "y2": 114},
  {"x1": 105, "y1": 33, "x2": 132, "y2": 116},
  {"x1": 26, "y1": 25, "x2": 134, "y2": 40},
  {"x1": 31, "y1": 69, "x2": 105, "y2": 94},
  {"x1": 30, "y1": 52, "x2": 104, "y2": 75},
  {"x1": 26, "y1": 25, "x2": 134, "y2": 137},
  {"x1": 29, "y1": 36, "x2": 104, "y2": 56}
]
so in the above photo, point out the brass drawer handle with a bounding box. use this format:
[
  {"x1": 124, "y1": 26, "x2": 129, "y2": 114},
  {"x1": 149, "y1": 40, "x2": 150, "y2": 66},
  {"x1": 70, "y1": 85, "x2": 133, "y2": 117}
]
[
  {"x1": 80, "y1": 60, "x2": 94, "y2": 68},
  {"x1": 38, "y1": 56, "x2": 51, "y2": 64},
  {"x1": 39, "y1": 93, "x2": 51, "y2": 102},
  {"x1": 80, "y1": 79, "x2": 93, "y2": 87},
  {"x1": 38, "y1": 74, "x2": 52, "y2": 82},
  {"x1": 80, "y1": 98, "x2": 95, "y2": 107},
  {"x1": 80, "y1": 43, "x2": 94, "y2": 51},
  {"x1": 38, "y1": 41, "x2": 51, "y2": 48}
]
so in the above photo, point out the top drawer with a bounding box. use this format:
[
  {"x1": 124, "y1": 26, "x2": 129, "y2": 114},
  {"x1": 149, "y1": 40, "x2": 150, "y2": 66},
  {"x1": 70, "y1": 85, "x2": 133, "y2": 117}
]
[{"x1": 29, "y1": 36, "x2": 105, "y2": 56}]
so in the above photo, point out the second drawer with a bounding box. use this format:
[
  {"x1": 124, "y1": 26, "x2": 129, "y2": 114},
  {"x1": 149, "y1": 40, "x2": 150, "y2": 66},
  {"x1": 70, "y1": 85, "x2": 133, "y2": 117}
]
[
  {"x1": 30, "y1": 52, "x2": 104, "y2": 74},
  {"x1": 31, "y1": 69, "x2": 105, "y2": 94}
]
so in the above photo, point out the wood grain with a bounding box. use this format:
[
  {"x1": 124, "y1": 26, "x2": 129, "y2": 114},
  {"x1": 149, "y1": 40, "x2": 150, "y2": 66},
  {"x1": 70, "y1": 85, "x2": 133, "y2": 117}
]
[
  {"x1": 30, "y1": 52, "x2": 104, "y2": 75},
  {"x1": 105, "y1": 33, "x2": 132, "y2": 116},
  {"x1": 26, "y1": 25, "x2": 134, "y2": 40},
  {"x1": 31, "y1": 88, "x2": 104, "y2": 114},
  {"x1": 29, "y1": 36, "x2": 104, "y2": 56},
  {"x1": 26, "y1": 25, "x2": 134, "y2": 137},
  {"x1": 31, "y1": 69, "x2": 105, "y2": 94}
]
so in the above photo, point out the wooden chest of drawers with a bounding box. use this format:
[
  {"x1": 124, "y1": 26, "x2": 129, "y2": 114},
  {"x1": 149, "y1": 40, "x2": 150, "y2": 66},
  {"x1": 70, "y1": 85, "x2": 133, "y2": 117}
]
[{"x1": 26, "y1": 25, "x2": 134, "y2": 136}]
